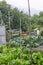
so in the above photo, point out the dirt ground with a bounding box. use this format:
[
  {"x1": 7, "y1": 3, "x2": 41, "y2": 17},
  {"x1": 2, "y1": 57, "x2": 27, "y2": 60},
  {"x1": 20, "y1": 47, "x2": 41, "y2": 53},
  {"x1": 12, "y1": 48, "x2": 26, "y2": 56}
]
[{"x1": 32, "y1": 46, "x2": 43, "y2": 52}]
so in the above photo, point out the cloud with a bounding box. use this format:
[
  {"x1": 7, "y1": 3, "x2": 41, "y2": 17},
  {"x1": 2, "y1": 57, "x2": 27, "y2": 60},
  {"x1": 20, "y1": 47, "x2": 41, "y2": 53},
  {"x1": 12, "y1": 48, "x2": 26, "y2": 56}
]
[
  {"x1": 30, "y1": 0, "x2": 43, "y2": 11},
  {"x1": 7, "y1": 0, "x2": 43, "y2": 11}
]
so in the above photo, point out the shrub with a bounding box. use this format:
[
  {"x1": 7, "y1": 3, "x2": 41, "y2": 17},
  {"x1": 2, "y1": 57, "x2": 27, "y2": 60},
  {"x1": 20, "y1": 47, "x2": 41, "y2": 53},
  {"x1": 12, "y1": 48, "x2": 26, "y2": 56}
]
[
  {"x1": 40, "y1": 31, "x2": 43, "y2": 36},
  {"x1": 0, "y1": 45, "x2": 3, "y2": 53}
]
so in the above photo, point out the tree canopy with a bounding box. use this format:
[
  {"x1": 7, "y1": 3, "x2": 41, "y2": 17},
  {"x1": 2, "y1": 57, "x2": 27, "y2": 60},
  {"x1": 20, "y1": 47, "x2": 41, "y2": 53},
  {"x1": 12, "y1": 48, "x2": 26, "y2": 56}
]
[{"x1": 0, "y1": 0, "x2": 43, "y2": 32}]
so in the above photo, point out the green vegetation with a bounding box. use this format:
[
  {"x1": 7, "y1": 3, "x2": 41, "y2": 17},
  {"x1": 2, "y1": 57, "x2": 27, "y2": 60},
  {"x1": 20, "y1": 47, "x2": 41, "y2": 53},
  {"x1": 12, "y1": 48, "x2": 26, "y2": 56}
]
[
  {"x1": 0, "y1": 43, "x2": 43, "y2": 65},
  {"x1": 0, "y1": 0, "x2": 43, "y2": 32},
  {"x1": 0, "y1": 1, "x2": 43, "y2": 65},
  {"x1": 40, "y1": 31, "x2": 43, "y2": 36}
]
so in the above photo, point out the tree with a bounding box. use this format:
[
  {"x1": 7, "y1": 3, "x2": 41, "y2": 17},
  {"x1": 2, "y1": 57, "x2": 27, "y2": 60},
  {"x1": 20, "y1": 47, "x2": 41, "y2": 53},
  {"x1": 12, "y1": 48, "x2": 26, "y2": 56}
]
[
  {"x1": 11, "y1": 8, "x2": 20, "y2": 29},
  {"x1": 0, "y1": 0, "x2": 11, "y2": 24},
  {"x1": 20, "y1": 11, "x2": 29, "y2": 32},
  {"x1": 0, "y1": 0, "x2": 43, "y2": 33}
]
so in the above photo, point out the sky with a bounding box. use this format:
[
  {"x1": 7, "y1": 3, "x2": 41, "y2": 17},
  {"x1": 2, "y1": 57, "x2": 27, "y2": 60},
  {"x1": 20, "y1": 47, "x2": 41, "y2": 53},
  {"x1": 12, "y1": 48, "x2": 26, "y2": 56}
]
[{"x1": 0, "y1": 0, "x2": 43, "y2": 15}]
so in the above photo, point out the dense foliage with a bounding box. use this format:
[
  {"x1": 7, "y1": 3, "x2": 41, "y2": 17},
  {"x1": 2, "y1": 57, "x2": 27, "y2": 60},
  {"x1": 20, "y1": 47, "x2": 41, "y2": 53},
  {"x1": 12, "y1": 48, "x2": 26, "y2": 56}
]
[
  {"x1": 0, "y1": 0, "x2": 43, "y2": 32},
  {"x1": 40, "y1": 31, "x2": 43, "y2": 36},
  {"x1": 0, "y1": 43, "x2": 43, "y2": 65}
]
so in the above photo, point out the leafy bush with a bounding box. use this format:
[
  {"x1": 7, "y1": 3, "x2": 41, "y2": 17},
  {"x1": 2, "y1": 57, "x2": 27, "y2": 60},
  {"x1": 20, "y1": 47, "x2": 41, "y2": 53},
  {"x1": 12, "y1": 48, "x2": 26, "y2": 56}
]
[
  {"x1": 0, "y1": 45, "x2": 3, "y2": 53},
  {"x1": 6, "y1": 42, "x2": 20, "y2": 48},
  {"x1": 0, "y1": 43, "x2": 43, "y2": 65},
  {"x1": 0, "y1": 53, "x2": 3, "y2": 64},
  {"x1": 40, "y1": 31, "x2": 43, "y2": 36}
]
